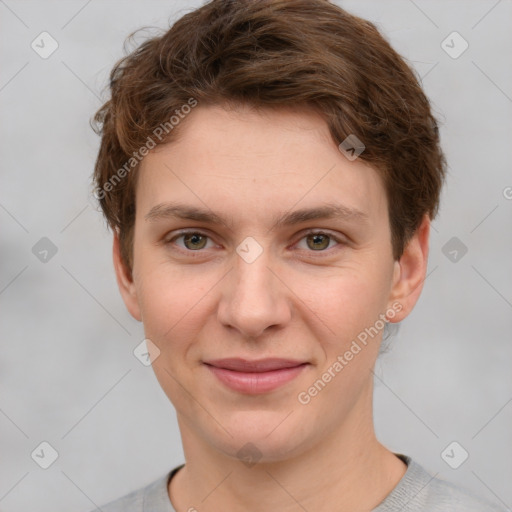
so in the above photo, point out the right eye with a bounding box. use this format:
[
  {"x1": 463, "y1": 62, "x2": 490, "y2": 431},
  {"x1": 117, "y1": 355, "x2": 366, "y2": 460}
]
[{"x1": 165, "y1": 230, "x2": 216, "y2": 253}]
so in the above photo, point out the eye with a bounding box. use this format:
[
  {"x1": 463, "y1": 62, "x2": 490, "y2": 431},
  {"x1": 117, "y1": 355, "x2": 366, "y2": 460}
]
[
  {"x1": 166, "y1": 230, "x2": 214, "y2": 252},
  {"x1": 295, "y1": 230, "x2": 343, "y2": 253},
  {"x1": 164, "y1": 229, "x2": 345, "y2": 256}
]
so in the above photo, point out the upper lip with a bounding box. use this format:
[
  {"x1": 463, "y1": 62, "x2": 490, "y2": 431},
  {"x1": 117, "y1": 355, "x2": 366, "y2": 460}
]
[{"x1": 204, "y1": 358, "x2": 307, "y2": 372}]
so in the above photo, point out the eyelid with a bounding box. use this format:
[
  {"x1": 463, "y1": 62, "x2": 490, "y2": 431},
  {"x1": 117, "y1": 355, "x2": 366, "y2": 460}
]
[
  {"x1": 292, "y1": 228, "x2": 346, "y2": 252},
  {"x1": 296, "y1": 228, "x2": 346, "y2": 242},
  {"x1": 165, "y1": 229, "x2": 218, "y2": 247}
]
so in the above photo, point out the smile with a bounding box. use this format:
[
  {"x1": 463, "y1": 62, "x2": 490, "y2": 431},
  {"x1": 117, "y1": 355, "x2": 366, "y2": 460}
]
[{"x1": 203, "y1": 359, "x2": 309, "y2": 394}]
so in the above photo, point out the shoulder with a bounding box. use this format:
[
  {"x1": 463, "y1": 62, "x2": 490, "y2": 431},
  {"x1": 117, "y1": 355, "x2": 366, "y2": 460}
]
[
  {"x1": 98, "y1": 486, "x2": 145, "y2": 512},
  {"x1": 425, "y1": 472, "x2": 506, "y2": 512},
  {"x1": 90, "y1": 468, "x2": 178, "y2": 512},
  {"x1": 381, "y1": 456, "x2": 507, "y2": 512}
]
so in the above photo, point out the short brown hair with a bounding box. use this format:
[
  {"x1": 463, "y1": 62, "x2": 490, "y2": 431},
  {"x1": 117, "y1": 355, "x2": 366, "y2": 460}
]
[{"x1": 92, "y1": 0, "x2": 446, "y2": 271}]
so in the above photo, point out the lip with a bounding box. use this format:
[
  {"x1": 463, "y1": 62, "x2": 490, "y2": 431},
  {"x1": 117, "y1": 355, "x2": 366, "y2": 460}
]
[{"x1": 203, "y1": 358, "x2": 309, "y2": 394}]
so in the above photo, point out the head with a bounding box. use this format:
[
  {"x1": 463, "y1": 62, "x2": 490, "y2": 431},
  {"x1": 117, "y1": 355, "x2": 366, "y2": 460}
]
[{"x1": 92, "y1": 0, "x2": 445, "y2": 462}]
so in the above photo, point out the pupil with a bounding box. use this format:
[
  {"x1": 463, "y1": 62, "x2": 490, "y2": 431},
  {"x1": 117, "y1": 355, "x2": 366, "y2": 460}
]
[
  {"x1": 309, "y1": 234, "x2": 329, "y2": 250},
  {"x1": 185, "y1": 233, "x2": 205, "y2": 250}
]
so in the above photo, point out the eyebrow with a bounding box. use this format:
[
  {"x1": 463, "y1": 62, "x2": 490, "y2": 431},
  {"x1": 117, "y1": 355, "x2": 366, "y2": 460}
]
[{"x1": 144, "y1": 201, "x2": 368, "y2": 229}]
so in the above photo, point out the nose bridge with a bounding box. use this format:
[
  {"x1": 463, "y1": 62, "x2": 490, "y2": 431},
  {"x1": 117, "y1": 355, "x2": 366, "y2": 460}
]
[
  {"x1": 235, "y1": 249, "x2": 274, "y2": 303},
  {"x1": 218, "y1": 240, "x2": 290, "y2": 338}
]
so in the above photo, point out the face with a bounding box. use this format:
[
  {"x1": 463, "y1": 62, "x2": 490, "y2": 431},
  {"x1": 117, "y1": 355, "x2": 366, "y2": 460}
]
[{"x1": 114, "y1": 104, "x2": 428, "y2": 462}]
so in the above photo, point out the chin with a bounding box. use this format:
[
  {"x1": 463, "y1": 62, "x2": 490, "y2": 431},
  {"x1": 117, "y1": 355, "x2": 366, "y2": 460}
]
[{"x1": 204, "y1": 410, "x2": 314, "y2": 464}]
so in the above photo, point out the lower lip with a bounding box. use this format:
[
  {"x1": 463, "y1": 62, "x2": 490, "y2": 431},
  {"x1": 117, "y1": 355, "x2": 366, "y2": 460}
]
[{"x1": 205, "y1": 364, "x2": 308, "y2": 394}]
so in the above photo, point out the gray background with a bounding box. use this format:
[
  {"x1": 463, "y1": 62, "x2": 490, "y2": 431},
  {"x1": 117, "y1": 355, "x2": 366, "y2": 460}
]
[{"x1": 1, "y1": 1, "x2": 511, "y2": 510}]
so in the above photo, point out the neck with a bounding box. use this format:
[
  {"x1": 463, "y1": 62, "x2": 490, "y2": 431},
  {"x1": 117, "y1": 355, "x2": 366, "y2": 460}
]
[{"x1": 169, "y1": 381, "x2": 407, "y2": 512}]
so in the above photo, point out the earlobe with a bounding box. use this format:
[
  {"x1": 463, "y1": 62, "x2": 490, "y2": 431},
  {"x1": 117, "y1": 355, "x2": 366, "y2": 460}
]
[
  {"x1": 112, "y1": 231, "x2": 142, "y2": 322},
  {"x1": 387, "y1": 215, "x2": 430, "y2": 323}
]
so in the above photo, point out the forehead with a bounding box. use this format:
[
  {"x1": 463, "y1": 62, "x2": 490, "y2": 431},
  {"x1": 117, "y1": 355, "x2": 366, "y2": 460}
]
[{"x1": 136, "y1": 104, "x2": 388, "y2": 228}]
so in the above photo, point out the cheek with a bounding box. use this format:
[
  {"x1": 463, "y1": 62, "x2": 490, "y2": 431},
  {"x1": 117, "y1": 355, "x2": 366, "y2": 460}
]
[
  {"x1": 138, "y1": 273, "x2": 199, "y2": 340},
  {"x1": 293, "y1": 261, "x2": 393, "y2": 343},
  {"x1": 134, "y1": 253, "x2": 221, "y2": 355}
]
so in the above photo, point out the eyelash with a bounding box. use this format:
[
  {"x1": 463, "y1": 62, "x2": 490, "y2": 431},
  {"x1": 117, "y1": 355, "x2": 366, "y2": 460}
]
[{"x1": 164, "y1": 229, "x2": 345, "y2": 258}]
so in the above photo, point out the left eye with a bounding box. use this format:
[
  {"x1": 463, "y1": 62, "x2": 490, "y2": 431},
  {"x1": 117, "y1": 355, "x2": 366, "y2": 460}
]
[{"x1": 295, "y1": 231, "x2": 341, "y2": 251}]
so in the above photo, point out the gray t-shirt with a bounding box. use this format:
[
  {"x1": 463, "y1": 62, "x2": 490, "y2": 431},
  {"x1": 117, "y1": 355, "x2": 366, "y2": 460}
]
[{"x1": 95, "y1": 454, "x2": 506, "y2": 511}]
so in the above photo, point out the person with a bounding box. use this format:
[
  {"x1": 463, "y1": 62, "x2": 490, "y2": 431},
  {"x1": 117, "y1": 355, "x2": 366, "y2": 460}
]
[{"x1": 89, "y1": 0, "x2": 505, "y2": 510}]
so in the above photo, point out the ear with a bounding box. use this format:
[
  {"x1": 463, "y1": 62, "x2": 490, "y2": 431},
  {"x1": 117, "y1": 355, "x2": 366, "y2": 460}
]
[
  {"x1": 113, "y1": 230, "x2": 142, "y2": 322},
  {"x1": 386, "y1": 214, "x2": 430, "y2": 323}
]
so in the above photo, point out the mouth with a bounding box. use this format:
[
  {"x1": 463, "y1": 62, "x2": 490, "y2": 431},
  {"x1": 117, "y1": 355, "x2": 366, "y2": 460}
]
[{"x1": 203, "y1": 358, "x2": 309, "y2": 394}]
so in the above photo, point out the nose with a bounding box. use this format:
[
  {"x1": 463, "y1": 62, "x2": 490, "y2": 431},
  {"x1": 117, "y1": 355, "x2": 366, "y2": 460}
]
[{"x1": 217, "y1": 248, "x2": 292, "y2": 339}]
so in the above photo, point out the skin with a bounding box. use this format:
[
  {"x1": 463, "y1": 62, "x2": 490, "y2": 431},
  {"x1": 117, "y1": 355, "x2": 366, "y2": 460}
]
[{"x1": 113, "y1": 104, "x2": 430, "y2": 512}]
